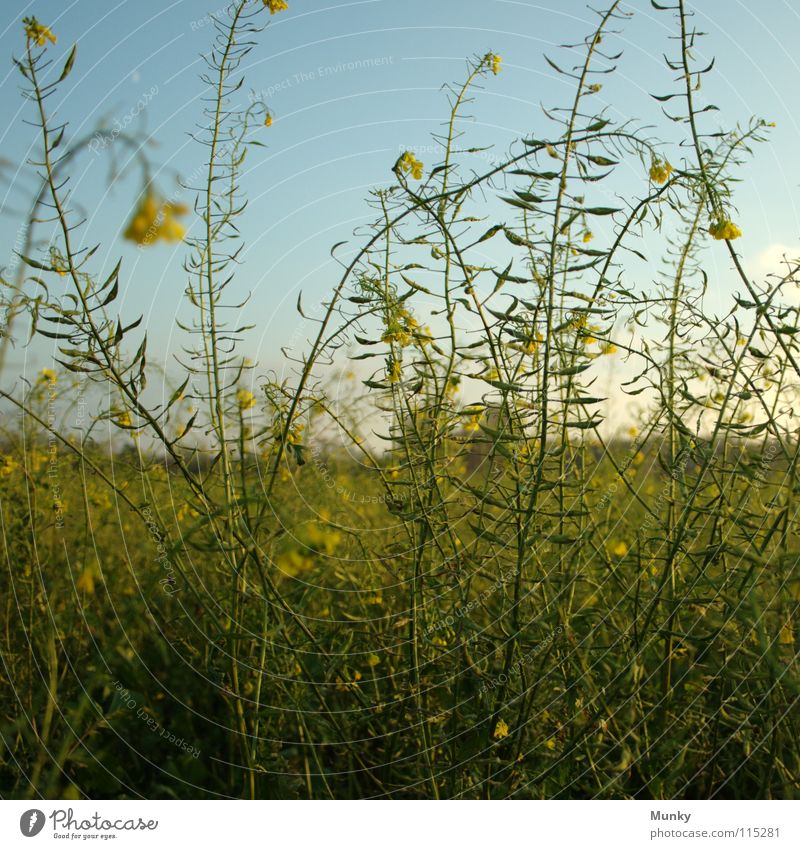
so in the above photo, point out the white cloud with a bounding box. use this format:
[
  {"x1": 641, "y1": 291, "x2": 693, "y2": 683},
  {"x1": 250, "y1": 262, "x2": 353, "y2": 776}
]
[{"x1": 748, "y1": 242, "x2": 800, "y2": 300}]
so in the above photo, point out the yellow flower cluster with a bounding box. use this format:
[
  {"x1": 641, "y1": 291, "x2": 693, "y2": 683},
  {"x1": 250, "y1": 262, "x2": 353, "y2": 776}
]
[
  {"x1": 123, "y1": 192, "x2": 188, "y2": 246},
  {"x1": 271, "y1": 415, "x2": 304, "y2": 445},
  {"x1": 38, "y1": 368, "x2": 57, "y2": 386},
  {"x1": 649, "y1": 158, "x2": 673, "y2": 185},
  {"x1": 76, "y1": 568, "x2": 96, "y2": 595},
  {"x1": 708, "y1": 218, "x2": 742, "y2": 240},
  {"x1": 264, "y1": 113, "x2": 274, "y2": 127},
  {"x1": 0, "y1": 455, "x2": 18, "y2": 477},
  {"x1": 24, "y1": 17, "x2": 57, "y2": 47},
  {"x1": 387, "y1": 359, "x2": 402, "y2": 384},
  {"x1": 463, "y1": 407, "x2": 483, "y2": 434},
  {"x1": 236, "y1": 388, "x2": 257, "y2": 410},
  {"x1": 286, "y1": 422, "x2": 304, "y2": 445},
  {"x1": 493, "y1": 718, "x2": 510, "y2": 740},
  {"x1": 264, "y1": 0, "x2": 289, "y2": 13},
  {"x1": 382, "y1": 308, "x2": 419, "y2": 347},
  {"x1": 489, "y1": 53, "x2": 502, "y2": 75},
  {"x1": 398, "y1": 151, "x2": 424, "y2": 180},
  {"x1": 306, "y1": 511, "x2": 342, "y2": 555},
  {"x1": 520, "y1": 332, "x2": 543, "y2": 355}
]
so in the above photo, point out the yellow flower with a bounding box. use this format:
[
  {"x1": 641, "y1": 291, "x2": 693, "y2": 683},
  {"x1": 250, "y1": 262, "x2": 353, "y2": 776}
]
[
  {"x1": 114, "y1": 410, "x2": 132, "y2": 428},
  {"x1": 599, "y1": 341, "x2": 617, "y2": 355},
  {"x1": 236, "y1": 388, "x2": 257, "y2": 410},
  {"x1": 649, "y1": 158, "x2": 673, "y2": 185},
  {"x1": 264, "y1": 113, "x2": 274, "y2": 127},
  {"x1": 367, "y1": 654, "x2": 380, "y2": 667},
  {"x1": 277, "y1": 550, "x2": 314, "y2": 577},
  {"x1": 76, "y1": 568, "x2": 96, "y2": 595},
  {"x1": 612, "y1": 541, "x2": 628, "y2": 557},
  {"x1": 263, "y1": 0, "x2": 289, "y2": 12},
  {"x1": 0, "y1": 455, "x2": 17, "y2": 477},
  {"x1": 335, "y1": 670, "x2": 362, "y2": 692},
  {"x1": 24, "y1": 17, "x2": 57, "y2": 47},
  {"x1": 124, "y1": 192, "x2": 188, "y2": 246},
  {"x1": 493, "y1": 718, "x2": 510, "y2": 740},
  {"x1": 582, "y1": 231, "x2": 593, "y2": 243},
  {"x1": 708, "y1": 219, "x2": 742, "y2": 240},
  {"x1": 489, "y1": 53, "x2": 502, "y2": 75},
  {"x1": 463, "y1": 408, "x2": 483, "y2": 433},
  {"x1": 382, "y1": 329, "x2": 412, "y2": 347},
  {"x1": 521, "y1": 332, "x2": 543, "y2": 355},
  {"x1": 398, "y1": 151, "x2": 424, "y2": 180},
  {"x1": 286, "y1": 423, "x2": 304, "y2": 445},
  {"x1": 545, "y1": 738, "x2": 556, "y2": 751},
  {"x1": 387, "y1": 359, "x2": 402, "y2": 384},
  {"x1": 38, "y1": 368, "x2": 57, "y2": 386},
  {"x1": 587, "y1": 83, "x2": 602, "y2": 93}
]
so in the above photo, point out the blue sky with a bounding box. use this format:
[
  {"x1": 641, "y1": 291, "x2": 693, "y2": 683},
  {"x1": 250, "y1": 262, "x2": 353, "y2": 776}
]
[{"x1": 1, "y1": 0, "x2": 799, "y2": 377}]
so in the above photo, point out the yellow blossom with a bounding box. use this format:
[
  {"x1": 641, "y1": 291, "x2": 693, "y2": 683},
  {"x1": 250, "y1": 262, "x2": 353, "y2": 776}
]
[
  {"x1": 76, "y1": 568, "x2": 95, "y2": 595},
  {"x1": 263, "y1": 0, "x2": 289, "y2": 12},
  {"x1": 124, "y1": 192, "x2": 188, "y2": 246},
  {"x1": 464, "y1": 409, "x2": 482, "y2": 433},
  {"x1": 489, "y1": 53, "x2": 502, "y2": 75},
  {"x1": 649, "y1": 158, "x2": 673, "y2": 185},
  {"x1": 114, "y1": 411, "x2": 132, "y2": 428},
  {"x1": 708, "y1": 219, "x2": 742, "y2": 241},
  {"x1": 587, "y1": 83, "x2": 602, "y2": 93},
  {"x1": 38, "y1": 368, "x2": 57, "y2": 386},
  {"x1": 336, "y1": 670, "x2": 362, "y2": 692},
  {"x1": 264, "y1": 113, "x2": 274, "y2": 127},
  {"x1": 24, "y1": 17, "x2": 57, "y2": 47},
  {"x1": 387, "y1": 359, "x2": 402, "y2": 384},
  {"x1": 236, "y1": 388, "x2": 257, "y2": 410},
  {"x1": 286, "y1": 423, "x2": 304, "y2": 445},
  {"x1": 367, "y1": 654, "x2": 380, "y2": 667},
  {"x1": 521, "y1": 332, "x2": 543, "y2": 355},
  {"x1": 398, "y1": 151, "x2": 424, "y2": 180},
  {"x1": 612, "y1": 541, "x2": 628, "y2": 557},
  {"x1": 382, "y1": 329, "x2": 412, "y2": 347},
  {"x1": 0, "y1": 455, "x2": 17, "y2": 477},
  {"x1": 493, "y1": 718, "x2": 510, "y2": 740}
]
